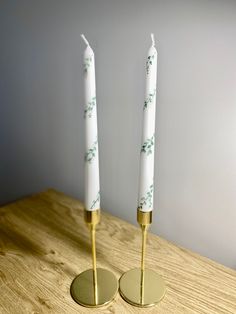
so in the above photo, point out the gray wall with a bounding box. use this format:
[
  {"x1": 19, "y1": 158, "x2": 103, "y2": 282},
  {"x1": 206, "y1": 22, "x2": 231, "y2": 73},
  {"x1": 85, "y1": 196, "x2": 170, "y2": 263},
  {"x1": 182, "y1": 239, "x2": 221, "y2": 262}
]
[{"x1": 1, "y1": 0, "x2": 236, "y2": 268}]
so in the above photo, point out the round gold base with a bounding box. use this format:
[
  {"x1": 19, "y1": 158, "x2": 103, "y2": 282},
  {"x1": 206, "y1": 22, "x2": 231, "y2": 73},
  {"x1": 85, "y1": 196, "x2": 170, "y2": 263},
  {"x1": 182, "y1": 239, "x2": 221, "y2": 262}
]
[
  {"x1": 119, "y1": 268, "x2": 166, "y2": 307},
  {"x1": 70, "y1": 268, "x2": 118, "y2": 308}
]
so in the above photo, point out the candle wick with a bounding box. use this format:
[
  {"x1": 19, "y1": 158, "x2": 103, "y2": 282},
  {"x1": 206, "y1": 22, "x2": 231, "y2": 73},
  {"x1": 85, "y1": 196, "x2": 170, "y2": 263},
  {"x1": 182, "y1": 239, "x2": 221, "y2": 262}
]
[
  {"x1": 151, "y1": 33, "x2": 155, "y2": 46},
  {"x1": 81, "y1": 34, "x2": 90, "y2": 47}
]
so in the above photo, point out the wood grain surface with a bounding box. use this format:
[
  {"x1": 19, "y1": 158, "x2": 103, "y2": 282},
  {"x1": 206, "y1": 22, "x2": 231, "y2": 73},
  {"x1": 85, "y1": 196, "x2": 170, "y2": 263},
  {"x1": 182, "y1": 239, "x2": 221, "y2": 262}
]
[{"x1": 0, "y1": 189, "x2": 235, "y2": 313}]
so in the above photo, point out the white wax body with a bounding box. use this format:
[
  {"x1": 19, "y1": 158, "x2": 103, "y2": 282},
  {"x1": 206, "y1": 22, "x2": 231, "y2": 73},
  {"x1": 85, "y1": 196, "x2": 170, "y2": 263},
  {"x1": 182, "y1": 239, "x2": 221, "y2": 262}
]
[
  {"x1": 83, "y1": 45, "x2": 100, "y2": 211},
  {"x1": 138, "y1": 45, "x2": 157, "y2": 212}
]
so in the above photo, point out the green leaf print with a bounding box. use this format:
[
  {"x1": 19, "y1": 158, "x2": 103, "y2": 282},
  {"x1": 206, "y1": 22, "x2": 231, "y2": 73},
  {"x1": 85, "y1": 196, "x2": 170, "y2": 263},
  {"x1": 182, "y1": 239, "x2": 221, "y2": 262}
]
[
  {"x1": 141, "y1": 134, "x2": 155, "y2": 155},
  {"x1": 84, "y1": 56, "x2": 92, "y2": 73},
  {"x1": 144, "y1": 89, "x2": 156, "y2": 109},
  {"x1": 146, "y1": 54, "x2": 155, "y2": 74},
  {"x1": 84, "y1": 96, "x2": 96, "y2": 118},
  {"x1": 90, "y1": 191, "x2": 100, "y2": 210},
  {"x1": 85, "y1": 138, "x2": 98, "y2": 163},
  {"x1": 139, "y1": 184, "x2": 153, "y2": 209}
]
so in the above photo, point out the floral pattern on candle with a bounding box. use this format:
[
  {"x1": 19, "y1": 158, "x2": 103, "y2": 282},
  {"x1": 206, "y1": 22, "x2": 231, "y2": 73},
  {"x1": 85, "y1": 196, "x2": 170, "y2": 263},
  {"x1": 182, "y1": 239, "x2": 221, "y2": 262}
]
[
  {"x1": 146, "y1": 54, "x2": 156, "y2": 74},
  {"x1": 82, "y1": 34, "x2": 100, "y2": 211},
  {"x1": 85, "y1": 138, "x2": 98, "y2": 163},
  {"x1": 84, "y1": 96, "x2": 96, "y2": 118},
  {"x1": 139, "y1": 183, "x2": 154, "y2": 209},
  {"x1": 138, "y1": 34, "x2": 157, "y2": 212},
  {"x1": 144, "y1": 89, "x2": 156, "y2": 109},
  {"x1": 84, "y1": 56, "x2": 93, "y2": 73},
  {"x1": 141, "y1": 134, "x2": 155, "y2": 155},
  {"x1": 90, "y1": 191, "x2": 100, "y2": 210}
]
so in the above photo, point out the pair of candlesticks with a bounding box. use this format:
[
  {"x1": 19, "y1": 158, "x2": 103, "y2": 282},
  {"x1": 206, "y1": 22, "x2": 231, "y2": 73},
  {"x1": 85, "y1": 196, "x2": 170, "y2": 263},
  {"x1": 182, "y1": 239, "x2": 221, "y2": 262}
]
[{"x1": 70, "y1": 207, "x2": 166, "y2": 308}]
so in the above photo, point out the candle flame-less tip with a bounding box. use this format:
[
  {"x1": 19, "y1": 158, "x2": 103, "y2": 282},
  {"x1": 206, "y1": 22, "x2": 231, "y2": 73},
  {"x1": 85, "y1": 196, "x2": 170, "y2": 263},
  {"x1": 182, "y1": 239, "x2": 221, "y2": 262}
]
[
  {"x1": 81, "y1": 34, "x2": 90, "y2": 46},
  {"x1": 151, "y1": 33, "x2": 155, "y2": 46}
]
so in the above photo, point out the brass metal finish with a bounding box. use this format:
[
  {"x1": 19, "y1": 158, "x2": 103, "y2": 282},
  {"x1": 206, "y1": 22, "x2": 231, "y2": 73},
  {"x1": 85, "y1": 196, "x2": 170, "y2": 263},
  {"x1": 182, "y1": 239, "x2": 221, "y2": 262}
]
[
  {"x1": 140, "y1": 224, "x2": 148, "y2": 303},
  {"x1": 71, "y1": 268, "x2": 118, "y2": 308},
  {"x1": 119, "y1": 268, "x2": 166, "y2": 307},
  {"x1": 119, "y1": 208, "x2": 166, "y2": 307},
  {"x1": 90, "y1": 223, "x2": 98, "y2": 304},
  {"x1": 137, "y1": 208, "x2": 152, "y2": 225},
  {"x1": 85, "y1": 209, "x2": 100, "y2": 304},
  {"x1": 70, "y1": 208, "x2": 118, "y2": 307},
  {"x1": 84, "y1": 209, "x2": 100, "y2": 225}
]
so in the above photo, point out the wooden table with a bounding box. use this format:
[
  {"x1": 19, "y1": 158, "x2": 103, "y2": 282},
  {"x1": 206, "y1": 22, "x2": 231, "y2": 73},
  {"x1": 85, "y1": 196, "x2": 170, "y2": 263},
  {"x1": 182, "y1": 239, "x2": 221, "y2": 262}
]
[{"x1": 0, "y1": 190, "x2": 235, "y2": 313}]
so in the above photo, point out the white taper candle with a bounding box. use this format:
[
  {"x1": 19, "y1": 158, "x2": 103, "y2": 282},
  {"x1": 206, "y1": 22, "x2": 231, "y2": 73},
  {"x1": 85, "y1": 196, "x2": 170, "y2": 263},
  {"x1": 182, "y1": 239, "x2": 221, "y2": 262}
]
[
  {"x1": 138, "y1": 34, "x2": 157, "y2": 212},
  {"x1": 81, "y1": 34, "x2": 100, "y2": 211}
]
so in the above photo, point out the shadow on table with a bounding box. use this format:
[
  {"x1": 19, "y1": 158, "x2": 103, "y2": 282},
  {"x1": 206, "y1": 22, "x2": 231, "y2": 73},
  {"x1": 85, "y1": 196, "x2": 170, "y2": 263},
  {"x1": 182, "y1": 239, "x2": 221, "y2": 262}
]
[{"x1": 0, "y1": 199, "x2": 115, "y2": 278}]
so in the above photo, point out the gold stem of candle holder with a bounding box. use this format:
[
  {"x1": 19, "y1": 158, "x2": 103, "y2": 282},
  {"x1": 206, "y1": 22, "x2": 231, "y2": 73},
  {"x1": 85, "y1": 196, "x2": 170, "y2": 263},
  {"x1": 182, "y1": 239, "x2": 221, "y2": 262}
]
[
  {"x1": 70, "y1": 209, "x2": 118, "y2": 308},
  {"x1": 140, "y1": 224, "x2": 148, "y2": 304},
  {"x1": 90, "y1": 223, "x2": 98, "y2": 304},
  {"x1": 119, "y1": 208, "x2": 166, "y2": 307}
]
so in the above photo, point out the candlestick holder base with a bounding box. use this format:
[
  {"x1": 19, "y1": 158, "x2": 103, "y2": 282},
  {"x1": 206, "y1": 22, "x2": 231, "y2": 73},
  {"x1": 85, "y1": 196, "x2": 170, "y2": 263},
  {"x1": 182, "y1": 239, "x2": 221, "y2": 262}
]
[
  {"x1": 119, "y1": 268, "x2": 165, "y2": 307},
  {"x1": 70, "y1": 209, "x2": 118, "y2": 308},
  {"x1": 71, "y1": 268, "x2": 118, "y2": 308},
  {"x1": 119, "y1": 209, "x2": 166, "y2": 307}
]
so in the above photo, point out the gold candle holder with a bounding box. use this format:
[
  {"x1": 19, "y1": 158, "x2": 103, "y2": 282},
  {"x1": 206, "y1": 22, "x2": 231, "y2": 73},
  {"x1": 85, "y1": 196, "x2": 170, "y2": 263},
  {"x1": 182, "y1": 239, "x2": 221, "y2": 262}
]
[
  {"x1": 119, "y1": 208, "x2": 166, "y2": 307},
  {"x1": 70, "y1": 209, "x2": 118, "y2": 308}
]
